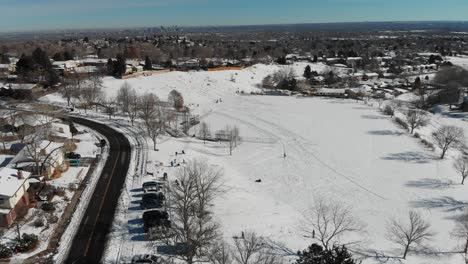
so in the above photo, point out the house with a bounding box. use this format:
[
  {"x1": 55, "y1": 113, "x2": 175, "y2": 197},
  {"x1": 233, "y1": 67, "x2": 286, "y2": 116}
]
[
  {"x1": 9, "y1": 140, "x2": 65, "y2": 180},
  {"x1": 314, "y1": 88, "x2": 347, "y2": 97},
  {"x1": 0, "y1": 168, "x2": 31, "y2": 227},
  {"x1": 0, "y1": 83, "x2": 43, "y2": 98}
]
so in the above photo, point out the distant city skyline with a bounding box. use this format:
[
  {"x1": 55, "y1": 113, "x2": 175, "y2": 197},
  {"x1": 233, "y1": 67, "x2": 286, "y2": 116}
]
[{"x1": 1, "y1": 0, "x2": 468, "y2": 32}]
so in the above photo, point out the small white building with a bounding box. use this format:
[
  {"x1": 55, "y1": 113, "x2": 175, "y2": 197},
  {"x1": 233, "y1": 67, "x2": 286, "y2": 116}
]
[{"x1": 0, "y1": 168, "x2": 31, "y2": 227}]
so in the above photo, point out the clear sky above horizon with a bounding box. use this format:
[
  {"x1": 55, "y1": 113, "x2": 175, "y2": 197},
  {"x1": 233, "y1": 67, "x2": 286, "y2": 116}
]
[{"x1": 1, "y1": 0, "x2": 467, "y2": 32}]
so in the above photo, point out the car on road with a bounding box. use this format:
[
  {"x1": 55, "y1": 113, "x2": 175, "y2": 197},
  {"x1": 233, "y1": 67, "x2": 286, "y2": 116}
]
[
  {"x1": 142, "y1": 181, "x2": 163, "y2": 193},
  {"x1": 131, "y1": 254, "x2": 161, "y2": 264},
  {"x1": 140, "y1": 192, "x2": 165, "y2": 209},
  {"x1": 66, "y1": 152, "x2": 81, "y2": 159}
]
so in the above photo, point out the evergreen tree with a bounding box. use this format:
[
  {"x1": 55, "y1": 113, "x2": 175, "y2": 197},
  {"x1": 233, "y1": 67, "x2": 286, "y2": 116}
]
[
  {"x1": 31, "y1": 48, "x2": 52, "y2": 70},
  {"x1": 0, "y1": 54, "x2": 10, "y2": 64},
  {"x1": 277, "y1": 56, "x2": 287, "y2": 65},
  {"x1": 16, "y1": 56, "x2": 35, "y2": 77},
  {"x1": 144, "y1": 56, "x2": 152, "y2": 71},
  {"x1": 63, "y1": 51, "x2": 74, "y2": 60},
  {"x1": 107, "y1": 58, "x2": 114, "y2": 75},
  {"x1": 296, "y1": 244, "x2": 357, "y2": 264},
  {"x1": 414, "y1": 76, "x2": 422, "y2": 89},
  {"x1": 304, "y1": 65, "x2": 312, "y2": 79},
  {"x1": 53, "y1": 52, "x2": 64, "y2": 61},
  {"x1": 313, "y1": 55, "x2": 318, "y2": 63},
  {"x1": 113, "y1": 53, "x2": 127, "y2": 77}
]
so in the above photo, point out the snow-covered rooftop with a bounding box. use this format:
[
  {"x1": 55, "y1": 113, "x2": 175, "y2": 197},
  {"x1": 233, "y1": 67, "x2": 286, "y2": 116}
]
[{"x1": 0, "y1": 167, "x2": 30, "y2": 197}]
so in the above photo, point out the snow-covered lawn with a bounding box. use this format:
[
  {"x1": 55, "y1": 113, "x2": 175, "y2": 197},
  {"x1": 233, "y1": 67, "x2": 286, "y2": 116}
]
[{"x1": 41, "y1": 64, "x2": 468, "y2": 263}]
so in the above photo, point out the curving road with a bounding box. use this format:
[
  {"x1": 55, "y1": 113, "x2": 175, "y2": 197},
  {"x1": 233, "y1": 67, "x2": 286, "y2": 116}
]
[{"x1": 64, "y1": 117, "x2": 131, "y2": 264}]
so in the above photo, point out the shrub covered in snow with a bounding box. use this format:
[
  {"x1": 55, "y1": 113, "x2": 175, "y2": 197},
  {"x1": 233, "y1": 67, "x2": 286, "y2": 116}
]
[
  {"x1": 13, "y1": 234, "x2": 39, "y2": 253},
  {"x1": 0, "y1": 243, "x2": 12, "y2": 259},
  {"x1": 394, "y1": 117, "x2": 408, "y2": 130},
  {"x1": 41, "y1": 202, "x2": 56, "y2": 212}
]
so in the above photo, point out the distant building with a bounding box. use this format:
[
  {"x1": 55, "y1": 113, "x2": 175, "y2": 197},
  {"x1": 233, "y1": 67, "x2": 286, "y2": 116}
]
[{"x1": 0, "y1": 168, "x2": 31, "y2": 227}]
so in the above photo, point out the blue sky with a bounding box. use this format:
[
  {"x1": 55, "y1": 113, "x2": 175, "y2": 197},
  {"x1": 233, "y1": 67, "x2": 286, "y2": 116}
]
[{"x1": 1, "y1": 0, "x2": 467, "y2": 32}]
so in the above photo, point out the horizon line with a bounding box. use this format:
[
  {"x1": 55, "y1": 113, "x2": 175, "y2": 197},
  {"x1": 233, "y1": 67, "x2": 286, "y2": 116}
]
[{"x1": 1, "y1": 20, "x2": 468, "y2": 34}]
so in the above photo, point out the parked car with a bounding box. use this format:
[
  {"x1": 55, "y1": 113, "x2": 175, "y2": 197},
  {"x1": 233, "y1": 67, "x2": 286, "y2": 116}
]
[
  {"x1": 141, "y1": 192, "x2": 165, "y2": 209},
  {"x1": 143, "y1": 210, "x2": 171, "y2": 232},
  {"x1": 66, "y1": 152, "x2": 81, "y2": 159},
  {"x1": 142, "y1": 181, "x2": 163, "y2": 193},
  {"x1": 131, "y1": 254, "x2": 160, "y2": 264}
]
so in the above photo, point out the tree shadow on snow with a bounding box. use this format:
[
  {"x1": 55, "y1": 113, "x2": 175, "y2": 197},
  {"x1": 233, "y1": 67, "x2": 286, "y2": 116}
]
[
  {"x1": 128, "y1": 218, "x2": 143, "y2": 225},
  {"x1": 131, "y1": 234, "x2": 146, "y2": 241},
  {"x1": 128, "y1": 206, "x2": 142, "y2": 211},
  {"x1": 368, "y1": 130, "x2": 404, "y2": 136},
  {"x1": 441, "y1": 111, "x2": 467, "y2": 119},
  {"x1": 381, "y1": 151, "x2": 433, "y2": 164},
  {"x1": 361, "y1": 114, "x2": 388, "y2": 120},
  {"x1": 405, "y1": 178, "x2": 455, "y2": 190},
  {"x1": 353, "y1": 106, "x2": 374, "y2": 111},
  {"x1": 129, "y1": 227, "x2": 145, "y2": 234},
  {"x1": 410, "y1": 196, "x2": 468, "y2": 212}
]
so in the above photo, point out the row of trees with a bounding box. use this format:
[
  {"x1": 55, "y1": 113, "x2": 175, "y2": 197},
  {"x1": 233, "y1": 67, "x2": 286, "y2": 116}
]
[{"x1": 382, "y1": 104, "x2": 466, "y2": 161}]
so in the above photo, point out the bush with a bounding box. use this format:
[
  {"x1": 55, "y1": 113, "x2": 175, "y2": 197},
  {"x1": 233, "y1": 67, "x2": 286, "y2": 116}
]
[
  {"x1": 0, "y1": 243, "x2": 12, "y2": 259},
  {"x1": 382, "y1": 105, "x2": 394, "y2": 116},
  {"x1": 32, "y1": 218, "x2": 44, "y2": 228},
  {"x1": 296, "y1": 244, "x2": 357, "y2": 264},
  {"x1": 414, "y1": 132, "x2": 420, "y2": 138},
  {"x1": 46, "y1": 214, "x2": 59, "y2": 224},
  {"x1": 421, "y1": 139, "x2": 434, "y2": 150},
  {"x1": 54, "y1": 187, "x2": 66, "y2": 197},
  {"x1": 14, "y1": 234, "x2": 38, "y2": 253},
  {"x1": 68, "y1": 182, "x2": 77, "y2": 190},
  {"x1": 41, "y1": 202, "x2": 56, "y2": 212},
  {"x1": 394, "y1": 117, "x2": 408, "y2": 130}
]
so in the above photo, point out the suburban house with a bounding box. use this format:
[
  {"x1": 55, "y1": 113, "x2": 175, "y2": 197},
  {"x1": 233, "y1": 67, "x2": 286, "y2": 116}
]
[
  {"x1": 9, "y1": 140, "x2": 66, "y2": 180},
  {"x1": 0, "y1": 168, "x2": 31, "y2": 227},
  {"x1": 0, "y1": 83, "x2": 43, "y2": 98}
]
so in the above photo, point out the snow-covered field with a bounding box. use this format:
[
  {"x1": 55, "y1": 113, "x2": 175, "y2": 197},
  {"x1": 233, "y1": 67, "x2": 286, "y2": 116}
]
[{"x1": 41, "y1": 63, "x2": 468, "y2": 263}]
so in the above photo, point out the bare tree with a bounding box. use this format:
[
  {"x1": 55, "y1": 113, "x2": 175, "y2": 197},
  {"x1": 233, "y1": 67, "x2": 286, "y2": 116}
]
[
  {"x1": 23, "y1": 125, "x2": 52, "y2": 176},
  {"x1": 299, "y1": 198, "x2": 364, "y2": 250},
  {"x1": 453, "y1": 210, "x2": 468, "y2": 255},
  {"x1": 232, "y1": 231, "x2": 283, "y2": 264},
  {"x1": 100, "y1": 97, "x2": 118, "y2": 119},
  {"x1": 198, "y1": 122, "x2": 211, "y2": 144},
  {"x1": 166, "y1": 159, "x2": 223, "y2": 264},
  {"x1": 116, "y1": 82, "x2": 133, "y2": 114},
  {"x1": 216, "y1": 125, "x2": 240, "y2": 155},
  {"x1": 404, "y1": 109, "x2": 429, "y2": 134},
  {"x1": 77, "y1": 76, "x2": 102, "y2": 114},
  {"x1": 210, "y1": 241, "x2": 232, "y2": 264},
  {"x1": 138, "y1": 93, "x2": 164, "y2": 150},
  {"x1": 454, "y1": 155, "x2": 468, "y2": 185},
  {"x1": 168, "y1": 89, "x2": 184, "y2": 111},
  {"x1": 386, "y1": 211, "x2": 434, "y2": 259},
  {"x1": 139, "y1": 93, "x2": 159, "y2": 127},
  {"x1": 232, "y1": 231, "x2": 266, "y2": 264},
  {"x1": 127, "y1": 92, "x2": 140, "y2": 126},
  {"x1": 145, "y1": 118, "x2": 163, "y2": 151},
  {"x1": 432, "y1": 125, "x2": 465, "y2": 159}
]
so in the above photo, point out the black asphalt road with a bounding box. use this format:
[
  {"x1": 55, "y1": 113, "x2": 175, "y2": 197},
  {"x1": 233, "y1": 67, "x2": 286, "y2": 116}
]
[{"x1": 65, "y1": 117, "x2": 131, "y2": 264}]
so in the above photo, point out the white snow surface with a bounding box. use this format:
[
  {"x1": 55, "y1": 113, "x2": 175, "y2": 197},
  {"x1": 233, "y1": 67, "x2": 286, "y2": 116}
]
[{"x1": 41, "y1": 63, "x2": 468, "y2": 263}]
